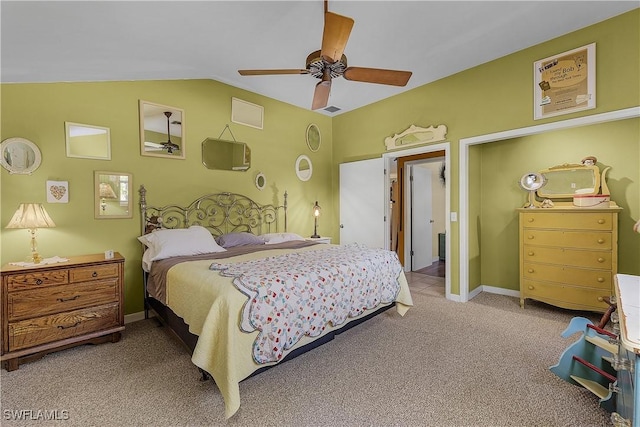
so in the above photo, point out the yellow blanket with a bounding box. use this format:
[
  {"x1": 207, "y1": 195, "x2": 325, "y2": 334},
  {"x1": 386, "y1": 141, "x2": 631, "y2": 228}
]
[{"x1": 165, "y1": 244, "x2": 413, "y2": 418}]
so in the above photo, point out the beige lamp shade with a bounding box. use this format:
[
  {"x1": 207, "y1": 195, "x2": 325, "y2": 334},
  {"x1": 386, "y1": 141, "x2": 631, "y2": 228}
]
[
  {"x1": 6, "y1": 203, "x2": 56, "y2": 229},
  {"x1": 99, "y1": 182, "x2": 118, "y2": 199}
]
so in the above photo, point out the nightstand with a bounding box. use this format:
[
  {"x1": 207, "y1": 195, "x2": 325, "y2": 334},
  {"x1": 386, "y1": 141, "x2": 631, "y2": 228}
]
[
  {"x1": 1, "y1": 253, "x2": 125, "y2": 371},
  {"x1": 306, "y1": 237, "x2": 332, "y2": 244}
]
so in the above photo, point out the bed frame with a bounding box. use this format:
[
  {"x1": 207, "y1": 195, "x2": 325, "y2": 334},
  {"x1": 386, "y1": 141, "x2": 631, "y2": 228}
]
[{"x1": 138, "y1": 185, "x2": 394, "y2": 379}]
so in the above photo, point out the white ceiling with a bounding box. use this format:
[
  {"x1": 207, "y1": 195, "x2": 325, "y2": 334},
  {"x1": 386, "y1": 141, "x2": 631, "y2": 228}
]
[{"x1": 2, "y1": 1, "x2": 637, "y2": 116}]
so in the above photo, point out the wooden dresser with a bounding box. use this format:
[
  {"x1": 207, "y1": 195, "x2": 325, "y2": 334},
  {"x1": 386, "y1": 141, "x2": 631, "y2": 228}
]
[
  {"x1": 1, "y1": 253, "x2": 124, "y2": 370},
  {"x1": 518, "y1": 206, "x2": 621, "y2": 312}
]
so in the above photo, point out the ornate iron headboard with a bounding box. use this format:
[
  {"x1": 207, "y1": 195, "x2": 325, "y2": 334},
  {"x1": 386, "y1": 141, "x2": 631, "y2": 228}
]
[{"x1": 139, "y1": 185, "x2": 287, "y2": 237}]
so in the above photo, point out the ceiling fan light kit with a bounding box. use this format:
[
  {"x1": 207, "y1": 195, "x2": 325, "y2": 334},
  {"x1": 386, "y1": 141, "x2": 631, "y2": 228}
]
[{"x1": 238, "y1": 2, "x2": 412, "y2": 110}]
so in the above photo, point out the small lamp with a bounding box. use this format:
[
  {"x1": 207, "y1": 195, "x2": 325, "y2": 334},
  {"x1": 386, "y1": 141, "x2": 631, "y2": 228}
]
[
  {"x1": 6, "y1": 203, "x2": 56, "y2": 263},
  {"x1": 311, "y1": 201, "x2": 321, "y2": 238},
  {"x1": 99, "y1": 182, "x2": 118, "y2": 211}
]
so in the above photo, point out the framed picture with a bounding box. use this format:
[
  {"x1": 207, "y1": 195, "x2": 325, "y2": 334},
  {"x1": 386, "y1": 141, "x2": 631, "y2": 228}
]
[
  {"x1": 533, "y1": 43, "x2": 595, "y2": 120},
  {"x1": 46, "y1": 180, "x2": 69, "y2": 203}
]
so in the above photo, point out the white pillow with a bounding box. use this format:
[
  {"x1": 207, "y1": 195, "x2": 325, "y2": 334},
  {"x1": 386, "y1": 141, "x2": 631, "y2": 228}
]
[
  {"x1": 261, "y1": 232, "x2": 305, "y2": 245},
  {"x1": 137, "y1": 226, "x2": 226, "y2": 262}
]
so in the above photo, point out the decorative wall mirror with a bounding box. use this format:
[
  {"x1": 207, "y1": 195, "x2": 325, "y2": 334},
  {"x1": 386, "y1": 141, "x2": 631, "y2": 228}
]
[
  {"x1": 94, "y1": 171, "x2": 133, "y2": 219},
  {"x1": 537, "y1": 163, "x2": 609, "y2": 199},
  {"x1": 0, "y1": 137, "x2": 42, "y2": 174},
  {"x1": 295, "y1": 155, "x2": 313, "y2": 181},
  {"x1": 139, "y1": 100, "x2": 185, "y2": 159},
  {"x1": 255, "y1": 172, "x2": 266, "y2": 190},
  {"x1": 306, "y1": 123, "x2": 321, "y2": 152},
  {"x1": 202, "y1": 138, "x2": 251, "y2": 171},
  {"x1": 65, "y1": 122, "x2": 111, "y2": 160}
]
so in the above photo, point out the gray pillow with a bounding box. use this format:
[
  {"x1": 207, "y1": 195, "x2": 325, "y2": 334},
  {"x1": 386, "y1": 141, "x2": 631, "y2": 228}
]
[{"x1": 217, "y1": 232, "x2": 264, "y2": 248}]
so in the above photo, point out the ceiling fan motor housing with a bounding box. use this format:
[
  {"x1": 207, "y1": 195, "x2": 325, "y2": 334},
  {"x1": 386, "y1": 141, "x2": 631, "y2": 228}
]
[{"x1": 306, "y1": 50, "x2": 347, "y2": 79}]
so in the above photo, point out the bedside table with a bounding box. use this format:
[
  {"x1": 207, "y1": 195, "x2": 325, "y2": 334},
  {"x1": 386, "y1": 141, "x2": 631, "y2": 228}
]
[
  {"x1": 306, "y1": 237, "x2": 332, "y2": 244},
  {"x1": 1, "y1": 253, "x2": 125, "y2": 371}
]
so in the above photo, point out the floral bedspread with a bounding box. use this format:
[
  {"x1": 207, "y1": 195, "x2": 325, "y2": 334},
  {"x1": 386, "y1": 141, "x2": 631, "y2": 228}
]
[{"x1": 210, "y1": 244, "x2": 403, "y2": 364}]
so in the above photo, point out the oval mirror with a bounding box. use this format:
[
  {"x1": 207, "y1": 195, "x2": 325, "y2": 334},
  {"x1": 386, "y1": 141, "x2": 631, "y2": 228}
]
[
  {"x1": 0, "y1": 137, "x2": 42, "y2": 175},
  {"x1": 306, "y1": 123, "x2": 321, "y2": 152},
  {"x1": 255, "y1": 172, "x2": 266, "y2": 190},
  {"x1": 295, "y1": 155, "x2": 313, "y2": 182}
]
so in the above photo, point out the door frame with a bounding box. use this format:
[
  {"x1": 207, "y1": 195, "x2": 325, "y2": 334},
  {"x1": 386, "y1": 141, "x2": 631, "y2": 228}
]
[
  {"x1": 458, "y1": 106, "x2": 640, "y2": 303},
  {"x1": 383, "y1": 142, "x2": 451, "y2": 299}
]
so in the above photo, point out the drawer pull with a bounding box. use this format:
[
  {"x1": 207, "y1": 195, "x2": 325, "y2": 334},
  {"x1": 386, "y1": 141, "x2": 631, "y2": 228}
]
[
  {"x1": 597, "y1": 257, "x2": 605, "y2": 263},
  {"x1": 597, "y1": 219, "x2": 605, "y2": 224},
  {"x1": 528, "y1": 285, "x2": 534, "y2": 290},
  {"x1": 527, "y1": 269, "x2": 534, "y2": 273},
  {"x1": 35, "y1": 279, "x2": 43, "y2": 285},
  {"x1": 92, "y1": 272, "x2": 98, "y2": 278},
  {"x1": 528, "y1": 251, "x2": 534, "y2": 256},
  {"x1": 527, "y1": 218, "x2": 534, "y2": 223},
  {"x1": 597, "y1": 277, "x2": 605, "y2": 283},
  {"x1": 597, "y1": 296, "x2": 604, "y2": 302},
  {"x1": 527, "y1": 235, "x2": 534, "y2": 240},
  {"x1": 57, "y1": 295, "x2": 80, "y2": 302},
  {"x1": 57, "y1": 322, "x2": 80, "y2": 330},
  {"x1": 597, "y1": 239, "x2": 605, "y2": 244}
]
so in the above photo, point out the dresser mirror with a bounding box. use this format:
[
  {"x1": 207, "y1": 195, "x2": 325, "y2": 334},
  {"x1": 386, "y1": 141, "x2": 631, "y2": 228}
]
[
  {"x1": 139, "y1": 100, "x2": 185, "y2": 159},
  {"x1": 94, "y1": 171, "x2": 133, "y2": 219},
  {"x1": 65, "y1": 122, "x2": 111, "y2": 160},
  {"x1": 537, "y1": 163, "x2": 606, "y2": 199},
  {"x1": 0, "y1": 137, "x2": 42, "y2": 175},
  {"x1": 202, "y1": 138, "x2": 251, "y2": 171}
]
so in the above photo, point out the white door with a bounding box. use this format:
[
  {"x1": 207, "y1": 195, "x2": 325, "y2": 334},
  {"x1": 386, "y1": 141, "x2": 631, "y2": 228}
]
[
  {"x1": 339, "y1": 158, "x2": 385, "y2": 248},
  {"x1": 410, "y1": 165, "x2": 433, "y2": 270}
]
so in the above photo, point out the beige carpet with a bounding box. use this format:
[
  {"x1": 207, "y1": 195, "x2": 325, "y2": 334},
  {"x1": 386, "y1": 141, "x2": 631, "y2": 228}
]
[{"x1": 1, "y1": 291, "x2": 610, "y2": 426}]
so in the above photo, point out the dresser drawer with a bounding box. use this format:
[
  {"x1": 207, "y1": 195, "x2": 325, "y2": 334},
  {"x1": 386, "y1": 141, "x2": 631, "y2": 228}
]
[
  {"x1": 522, "y1": 229, "x2": 612, "y2": 250},
  {"x1": 6, "y1": 270, "x2": 69, "y2": 292},
  {"x1": 523, "y1": 245, "x2": 611, "y2": 269},
  {"x1": 522, "y1": 280, "x2": 610, "y2": 311},
  {"x1": 523, "y1": 262, "x2": 612, "y2": 290},
  {"x1": 8, "y1": 303, "x2": 120, "y2": 351},
  {"x1": 69, "y1": 264, "x2": 119, "y2": 283},
  {"x1": 521, "y1": 212, "x2": 613, "y2": 231},
  {"x1": 7, "y1": 279, "x2": 119, "y2": 321}
]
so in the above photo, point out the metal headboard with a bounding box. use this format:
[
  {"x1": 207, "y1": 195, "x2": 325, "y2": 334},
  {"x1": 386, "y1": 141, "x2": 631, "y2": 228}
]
[{"x1": 139, "y1": 185, "x2": 287, "y2": 237}]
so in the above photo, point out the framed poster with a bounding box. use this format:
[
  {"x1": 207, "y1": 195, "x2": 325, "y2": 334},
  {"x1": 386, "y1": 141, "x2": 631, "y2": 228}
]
[{"x1": 534, "y1": 43, "x2": 595, "y2": 120}]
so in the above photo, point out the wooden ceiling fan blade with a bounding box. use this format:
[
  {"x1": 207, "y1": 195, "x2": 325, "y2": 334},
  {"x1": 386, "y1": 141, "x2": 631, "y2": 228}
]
[
  {"x1": 343, "y1": 67, "x2": 412, "y2": 86},
  {"x1": 239, "y1": 69, "x2": 309, "y2": 76},
  {"x1": 312, "y1": 79, "x2": 332, "y2": 110},
  {"x1": 321, "y1": 12, "x2": 354, "y2": 63}
]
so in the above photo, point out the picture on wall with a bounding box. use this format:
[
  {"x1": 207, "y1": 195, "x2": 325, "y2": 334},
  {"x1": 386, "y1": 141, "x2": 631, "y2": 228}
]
[
  {"x1": 46, "y1": 180, "x2": 69, "y2": 203},
  {"x1": 533, "y1": 43, "x2": 595, "y2": 120}
]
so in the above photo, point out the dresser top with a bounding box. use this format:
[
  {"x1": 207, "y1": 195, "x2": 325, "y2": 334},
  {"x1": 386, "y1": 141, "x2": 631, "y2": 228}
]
[
  {"x1": 1, "y1": 253, "x2": 124, "y2": 273},
  {"x1": 517, "y1": 203, "x2": 622, "y2": 213}
]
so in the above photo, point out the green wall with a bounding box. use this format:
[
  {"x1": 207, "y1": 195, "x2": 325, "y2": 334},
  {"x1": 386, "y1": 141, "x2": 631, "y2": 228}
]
[
  {"x1": 1, "y1": 10, "x2": 638, "y2": 314},
  {"x1": 333, "y1": 9, "x2": 639, "y2": 295},
  {"x1": 1, "y1": 80, "x2": 332, "y2": 314}
]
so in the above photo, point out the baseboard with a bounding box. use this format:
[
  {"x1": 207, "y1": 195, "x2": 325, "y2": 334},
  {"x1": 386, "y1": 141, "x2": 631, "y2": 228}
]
[
  {"x1": 479, "y1": 285, "x2": 520, "y2": 298},
  {"x1": 124, "y1": 311, "x2": 152, "y2": 324}
]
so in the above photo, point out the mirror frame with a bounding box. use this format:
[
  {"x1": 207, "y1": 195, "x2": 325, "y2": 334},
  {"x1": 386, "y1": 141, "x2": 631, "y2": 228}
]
[
  {"x1": 65, "y1": 122, "x2": 111, "y2": 160},
  {"x1": 94, "y1": 171, "x2": 133, "y2": 219},
  {"x1": 306, "y1": 123, "x2": 321, "y2": 152},
  {"x1": 139, "y1": 100, "x2": 185, "y2": 159},
  {"x1": 537, "y1": 163, "x2": 601, "y2": 199},
  {"x1": 0, "y1": 137, "x2": 42, "y2": 175},
  {"x1": 202, "y1": 138, "x2": 251, "y2": 171},
  {"x1": 255, "y1": 172, "x2": 266, "y2": 190},
  {"x1": 295, "y1": 154, "x2": 313, "y2": 182}
]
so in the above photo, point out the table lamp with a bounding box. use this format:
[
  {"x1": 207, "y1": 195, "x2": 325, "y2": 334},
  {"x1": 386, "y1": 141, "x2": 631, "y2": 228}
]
[
  {"x1": 311, "y1": 201, "x2": 321, "y2": 238},
  {"x1": 99, "y1": 182, "x2": 118, "y2": 211},
  {"x1": 6, "y1": 203, "x2": 56, "y2": 263}
]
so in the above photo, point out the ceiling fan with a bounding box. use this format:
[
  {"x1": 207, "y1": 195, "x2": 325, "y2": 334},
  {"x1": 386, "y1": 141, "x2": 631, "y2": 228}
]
[
  {"x1": 144, "y1": 111, "x2": 181, "y2": 153},
  {"x1": 238, "y1": 0, "x2": 412, "y2": 110}
]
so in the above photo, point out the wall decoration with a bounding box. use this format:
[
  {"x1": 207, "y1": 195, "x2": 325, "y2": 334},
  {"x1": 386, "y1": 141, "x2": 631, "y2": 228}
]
[
  {"x1": 139, "y1": 100, "x2": 185, "y2": 159},
  {"x1": 0, "y1": 137, "x2": 42, "y2": 174},
  {"x1": 384, "y1": 124, "x2": 447, "y2": 151},
  {"x1": 295, "y1": 155, "x2": 313, "y2": 181},
  {"x1": 533, "y1": 43, "x2": 595, "y2": 120},
  {"x1": 46, "y1": 180, "x2": 69, "y2": 203},
  {"x1": 306, "y1": 123, "x2": 321, "y2": 152},
  {"x1": 94, "y1": 171, "x2": 133, "y2": 219},
  {"x1": 65, "y1": 122, "x2": 111, "y2": 160},
  {"x1": 231, "y1": 97, "x2": 264, "y2": 130},
  {"x1": 255, "y1": 172, "x2": 266, "y2": 190}
]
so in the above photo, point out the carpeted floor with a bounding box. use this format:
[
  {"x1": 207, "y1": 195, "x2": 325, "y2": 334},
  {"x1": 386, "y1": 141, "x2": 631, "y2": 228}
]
[{"x1": 0, "y1": 285, "x2": 610, "y2": 426}]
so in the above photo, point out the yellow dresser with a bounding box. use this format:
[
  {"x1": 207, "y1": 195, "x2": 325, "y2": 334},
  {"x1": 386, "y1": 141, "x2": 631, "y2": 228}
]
[{"x1": 518, "y1": 206, "x2": 620, "y2": 312}]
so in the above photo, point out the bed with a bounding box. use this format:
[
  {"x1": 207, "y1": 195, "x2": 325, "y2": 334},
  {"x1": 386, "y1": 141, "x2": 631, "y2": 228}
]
[{"x1": 138, "y1": 185, "x2": 413, "y2": 418}]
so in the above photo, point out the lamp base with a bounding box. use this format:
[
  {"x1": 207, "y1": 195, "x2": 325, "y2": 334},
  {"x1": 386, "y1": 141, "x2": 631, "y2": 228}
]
[
  {"x1": 30, "y1": 251, "x2": 42, "y2": 264},
  {"x1": 310, "y1": 234, "x2": 321, "y2": 239}
]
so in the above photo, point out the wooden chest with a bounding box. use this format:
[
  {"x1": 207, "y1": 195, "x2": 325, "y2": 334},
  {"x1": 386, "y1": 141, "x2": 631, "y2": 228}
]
[
  {"x1": 518, "y1": 207, "x2": 620, "y2": 312},
  {"x1": 1, "y1": 253, "x2": 125, "y2": 370}
]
